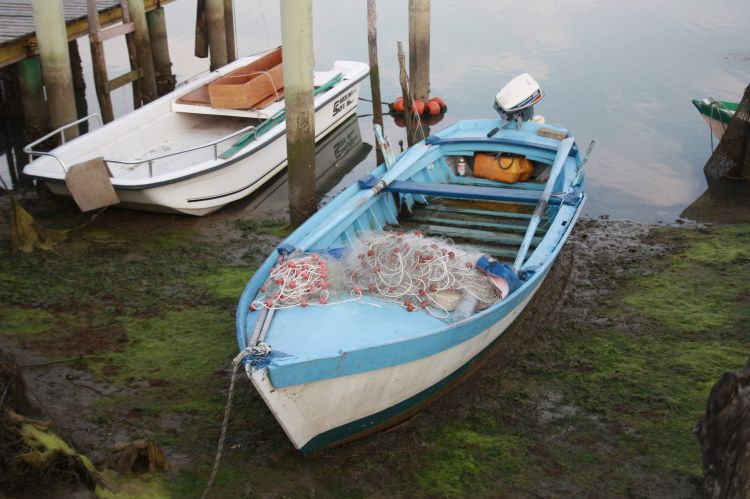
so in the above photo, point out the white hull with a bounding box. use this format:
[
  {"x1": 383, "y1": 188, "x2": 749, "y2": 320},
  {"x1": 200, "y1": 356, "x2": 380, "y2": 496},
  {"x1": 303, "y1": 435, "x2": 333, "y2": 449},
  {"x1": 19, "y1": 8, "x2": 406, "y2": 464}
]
[
  {"x1": 249, "y1": 283, "x2": 539, "y2": 452},
  {"x1": 24, "y1": 50, "x2": 368, "y2": 216},
  {"x1": 43, "y1": 105, "x2": 359, "y2": 216}
]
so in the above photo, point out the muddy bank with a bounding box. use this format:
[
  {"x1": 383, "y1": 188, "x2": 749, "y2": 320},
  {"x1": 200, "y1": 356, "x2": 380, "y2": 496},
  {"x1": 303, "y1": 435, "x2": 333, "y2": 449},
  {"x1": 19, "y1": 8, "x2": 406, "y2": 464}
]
[{"x1": 1, "y1": 190, "x2": 748, "y2": 497}]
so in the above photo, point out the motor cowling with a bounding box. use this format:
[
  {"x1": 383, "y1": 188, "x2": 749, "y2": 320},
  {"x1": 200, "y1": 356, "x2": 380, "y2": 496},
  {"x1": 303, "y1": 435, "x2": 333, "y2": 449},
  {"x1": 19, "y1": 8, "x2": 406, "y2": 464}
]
[{"x1": 493, "y1": 73, "x2": 544, "y2": 122}]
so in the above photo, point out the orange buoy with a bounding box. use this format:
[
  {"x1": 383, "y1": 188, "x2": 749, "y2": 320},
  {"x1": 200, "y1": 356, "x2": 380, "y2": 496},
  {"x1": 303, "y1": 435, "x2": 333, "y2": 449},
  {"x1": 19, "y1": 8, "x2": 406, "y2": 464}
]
[
  {"x1": 426, "y1": 99, "x2": 441, "y2": 116},
  {"x1": 429, "y1": 96, "x2": 447, "y2": 112},
  {"x1": 413, "y1": 99, "x2": 425, "y2": 116},
  {"x1": 390, "y1": 95, "x2": 448, "y2": 119},
  {"x1": 393, "y1": 96, "x2": 405, "y2": 113}
]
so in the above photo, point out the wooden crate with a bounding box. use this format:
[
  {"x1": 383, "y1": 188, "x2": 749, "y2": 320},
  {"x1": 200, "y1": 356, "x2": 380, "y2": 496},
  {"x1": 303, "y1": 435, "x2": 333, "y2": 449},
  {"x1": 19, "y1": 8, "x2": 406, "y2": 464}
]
[{"x1": 208, "y1": 48, "x2": 284, "y2": 109}]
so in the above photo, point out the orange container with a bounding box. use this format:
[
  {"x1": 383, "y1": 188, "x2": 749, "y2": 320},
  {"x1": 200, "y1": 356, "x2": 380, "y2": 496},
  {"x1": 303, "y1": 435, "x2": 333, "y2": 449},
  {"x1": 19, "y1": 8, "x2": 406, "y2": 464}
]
[{"x1": 473, "y1": 153, "x2": 533, "y2": 183}]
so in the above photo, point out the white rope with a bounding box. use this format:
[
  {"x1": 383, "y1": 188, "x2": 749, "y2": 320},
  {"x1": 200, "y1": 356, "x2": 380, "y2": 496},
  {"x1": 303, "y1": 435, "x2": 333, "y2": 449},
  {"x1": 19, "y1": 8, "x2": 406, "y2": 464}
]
[
  {"x1": 200, "y1": 350, "x2": 249, "y2": 499},
  {"x1": 344, "y1": 231, "x2": 499, "y2": 318}
]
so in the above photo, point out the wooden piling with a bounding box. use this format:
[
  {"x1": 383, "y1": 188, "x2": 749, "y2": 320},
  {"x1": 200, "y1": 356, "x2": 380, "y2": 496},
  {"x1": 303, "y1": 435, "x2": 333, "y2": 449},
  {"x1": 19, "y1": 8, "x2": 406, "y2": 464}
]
[
  {"x1": 31, "y1": 0, "x2": 78, "y2": 141},
  {"x1": 224, "y1": 0, "x2": 237, "y2": 63},
  {"x1": 206, "y1": 0, "x2": 228, "y2": 71},
  {"x1": 87, "y1": 0, "x2": 114, "y2": 123},
  {"x1": 69, "y1": 41, "x2": 89, "y2": 135},
  {"x1": 367, "y1": 0, "x2": 385, "y2": 165},
  {"x1": 194, "y1": 0, "x2": 209, "y2": 58},
  {"x1": 408, "y1": 0, "x2": 430, "y2": 102},
  {"x1": 397, "y1": 41, "x2": 417, "y2": 146},
  {"x1": 2, "y1": 64, "x2": 26, "y2": 185},
  {"x1": 280, "y1": 0, "x2": 316, "y2": 226},
  {"x1": 147, "y1": 7, "x2": 176, "y2": 96},
  {"x1": 127, "y1": 0, "x2": 158, "y2": 103},
  {"x1": 17, "y1": 57, "x2": 48, "y2": 148}
]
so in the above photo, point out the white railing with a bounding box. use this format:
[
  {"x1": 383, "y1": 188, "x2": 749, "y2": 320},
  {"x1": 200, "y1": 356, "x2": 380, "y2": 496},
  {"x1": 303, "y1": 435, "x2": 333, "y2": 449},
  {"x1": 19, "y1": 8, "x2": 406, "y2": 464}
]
[
  {"x1": 24, "y1": 114, "x2": 258, "y2": 178},
  {"x1": 23, "y1": 114, "x2": 103, "y2": 173}
]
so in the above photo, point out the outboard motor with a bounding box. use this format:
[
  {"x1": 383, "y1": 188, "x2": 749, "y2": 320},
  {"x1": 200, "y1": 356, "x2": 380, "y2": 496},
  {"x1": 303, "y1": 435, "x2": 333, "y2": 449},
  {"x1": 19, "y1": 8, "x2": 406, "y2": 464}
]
[{"x1": 492, "y1": 73, "x2": 544, "y2": 129}]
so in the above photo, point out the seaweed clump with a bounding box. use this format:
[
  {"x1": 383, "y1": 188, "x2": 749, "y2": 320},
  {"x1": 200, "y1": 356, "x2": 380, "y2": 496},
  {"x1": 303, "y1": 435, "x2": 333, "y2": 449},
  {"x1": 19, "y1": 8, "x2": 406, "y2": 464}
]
[{"x1": 0, "y1": 352, "x2": 105, "y2": 496}]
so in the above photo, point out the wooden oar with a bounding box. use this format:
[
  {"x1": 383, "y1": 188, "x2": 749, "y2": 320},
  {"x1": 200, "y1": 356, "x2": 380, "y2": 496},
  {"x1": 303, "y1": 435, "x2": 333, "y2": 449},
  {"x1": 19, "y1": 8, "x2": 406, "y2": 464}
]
[
  {"x1": 512, "y1": 137, "x2": 575, "y2": 273},
  {"x1": 374, "y1": 124, "x2": 395, "y2": 169}
]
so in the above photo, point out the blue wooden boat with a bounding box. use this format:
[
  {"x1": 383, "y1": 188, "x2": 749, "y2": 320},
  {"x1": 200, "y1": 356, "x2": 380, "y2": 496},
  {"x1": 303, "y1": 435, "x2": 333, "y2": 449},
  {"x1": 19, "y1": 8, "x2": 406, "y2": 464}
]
[{"x1": 235, "y1": 93, "x2": 587, "y2": 453}]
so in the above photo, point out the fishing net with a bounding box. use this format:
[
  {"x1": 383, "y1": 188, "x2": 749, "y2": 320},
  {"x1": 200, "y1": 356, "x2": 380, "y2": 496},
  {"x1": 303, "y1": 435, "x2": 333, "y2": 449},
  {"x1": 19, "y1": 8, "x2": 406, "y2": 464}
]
[
  {"x1": 342, "y1": 230, "x2": 500, "y2": 319},
  {"x1": 251, "y1": 252, "x2": 355, "y2": 310},
  {"x1": 250, "y1": 231, "x2": 503, "y2": 320},
  {"x1": 704, "y1": 84, "x2": 750, "y2": 181}
]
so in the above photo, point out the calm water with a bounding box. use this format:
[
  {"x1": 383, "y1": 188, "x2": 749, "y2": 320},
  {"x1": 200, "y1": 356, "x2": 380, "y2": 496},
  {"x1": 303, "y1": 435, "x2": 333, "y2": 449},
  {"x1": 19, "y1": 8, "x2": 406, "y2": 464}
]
[{"x1": 4, "y1": 0, "x2": 750, "y2": 222}]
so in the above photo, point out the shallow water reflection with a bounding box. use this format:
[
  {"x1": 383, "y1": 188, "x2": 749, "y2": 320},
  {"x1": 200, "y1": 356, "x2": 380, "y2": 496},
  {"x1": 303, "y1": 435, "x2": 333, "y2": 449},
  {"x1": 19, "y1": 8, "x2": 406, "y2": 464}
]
[{"x1": 3, "y1": 0, "x2": 749, "y2": 222}]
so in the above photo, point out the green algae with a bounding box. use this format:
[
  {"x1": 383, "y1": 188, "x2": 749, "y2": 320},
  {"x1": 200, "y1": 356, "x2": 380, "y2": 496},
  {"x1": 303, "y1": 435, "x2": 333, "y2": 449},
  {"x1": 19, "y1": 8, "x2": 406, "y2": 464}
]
[
  {"x1": 192, "y1": 267, "x2": 253, "y2": 301},
  {"x1": 415, "y1": 425, "x2": 531, "y2": 497},
  {"x1": 90, "y1": 307, "x2": 236, "y2": 419},
  {"x1": 623, "y1": 225, "x2": 750, "y2": 332},
  {"x1": 96, "y1": 471, "x2": 170, "y2": 499},
  {"x1": 235, "y1": 218, "x2": 294, "y2": 239},
  {"x1": 551, "y1": 329, "x2": 747, "y2": 476},
  {"x1": 2, "y1": 204, "x2": 749, "y2": 497},
  {"x1": 92, "y1": 308, "x2": 232, "y2": 386},
  {"x1": 0, "y1": 306, "x2": 55, "y2": 336}
]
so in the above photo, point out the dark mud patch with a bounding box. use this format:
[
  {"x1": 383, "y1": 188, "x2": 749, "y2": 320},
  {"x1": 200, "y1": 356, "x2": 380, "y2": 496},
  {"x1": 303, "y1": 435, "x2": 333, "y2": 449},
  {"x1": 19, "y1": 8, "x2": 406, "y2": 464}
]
[{"x1": 1, "y1": 337, "x2": 127, "y2": 465}]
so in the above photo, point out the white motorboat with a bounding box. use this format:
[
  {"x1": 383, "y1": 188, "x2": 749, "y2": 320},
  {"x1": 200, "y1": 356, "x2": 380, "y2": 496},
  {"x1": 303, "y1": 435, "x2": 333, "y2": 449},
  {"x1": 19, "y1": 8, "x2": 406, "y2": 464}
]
[{"x1": 23, "y1": 47, "x2": 369, "y2": 216}]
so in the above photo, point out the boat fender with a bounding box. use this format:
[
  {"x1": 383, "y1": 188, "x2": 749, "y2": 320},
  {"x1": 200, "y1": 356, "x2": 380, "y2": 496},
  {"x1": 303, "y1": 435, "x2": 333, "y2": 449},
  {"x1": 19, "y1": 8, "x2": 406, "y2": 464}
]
[
  {"x1": 277, "y1": 243, "x2": 296, "y2": 256},
  {"x1": 475, "y1": 255, "x2": 522, "y2": 298}
]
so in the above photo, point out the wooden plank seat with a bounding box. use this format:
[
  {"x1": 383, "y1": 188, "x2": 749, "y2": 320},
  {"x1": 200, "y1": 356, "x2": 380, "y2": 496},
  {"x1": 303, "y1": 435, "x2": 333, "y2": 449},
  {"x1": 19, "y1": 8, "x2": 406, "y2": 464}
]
[{"x1": 384, "y1": 180, "x2": 568, "y2": 205}]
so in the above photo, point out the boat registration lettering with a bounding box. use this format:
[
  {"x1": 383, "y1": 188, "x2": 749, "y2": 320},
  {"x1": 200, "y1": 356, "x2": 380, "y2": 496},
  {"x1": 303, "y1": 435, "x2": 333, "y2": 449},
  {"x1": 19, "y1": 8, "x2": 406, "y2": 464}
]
[{"x1": 333, "y1": 89, "x2": 357, "y2": 117}]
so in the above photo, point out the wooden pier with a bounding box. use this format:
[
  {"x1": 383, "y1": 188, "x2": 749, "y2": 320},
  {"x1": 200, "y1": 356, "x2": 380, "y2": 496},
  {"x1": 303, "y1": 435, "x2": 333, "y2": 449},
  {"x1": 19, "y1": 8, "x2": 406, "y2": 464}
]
[{"x1": 0, "y1": 0, "x2": 173, "y2": 69}]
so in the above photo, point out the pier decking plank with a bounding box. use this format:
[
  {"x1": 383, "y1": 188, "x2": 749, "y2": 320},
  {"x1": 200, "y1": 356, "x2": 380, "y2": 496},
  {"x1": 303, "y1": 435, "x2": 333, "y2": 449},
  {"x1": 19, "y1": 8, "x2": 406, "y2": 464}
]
[{"x1": 0, "y1": 0, "x2": 173, "y2": 68}]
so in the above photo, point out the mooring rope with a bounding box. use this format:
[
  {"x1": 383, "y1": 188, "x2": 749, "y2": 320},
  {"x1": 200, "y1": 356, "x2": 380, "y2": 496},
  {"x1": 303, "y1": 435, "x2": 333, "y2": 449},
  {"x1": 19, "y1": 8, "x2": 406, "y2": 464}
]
[
  {"x1": 707, "y1": 98, "x2": 730, "y2": 151},
  {"x1": 200, "y1": 348, "x2": 254, "y2": 499}
]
